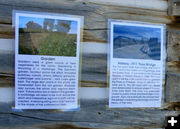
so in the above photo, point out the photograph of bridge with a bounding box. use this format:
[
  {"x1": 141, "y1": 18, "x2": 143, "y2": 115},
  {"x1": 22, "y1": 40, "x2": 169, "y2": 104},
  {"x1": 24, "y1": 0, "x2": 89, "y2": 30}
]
[{"x1": 113, "y1": 24, "x2": 161, "y2": 60}]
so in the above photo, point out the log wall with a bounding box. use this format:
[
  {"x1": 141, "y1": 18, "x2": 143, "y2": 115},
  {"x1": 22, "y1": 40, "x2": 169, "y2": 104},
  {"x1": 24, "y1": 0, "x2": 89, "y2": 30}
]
[{"x1": 0, "y1": 0, "x2": 180, "y2": 129}]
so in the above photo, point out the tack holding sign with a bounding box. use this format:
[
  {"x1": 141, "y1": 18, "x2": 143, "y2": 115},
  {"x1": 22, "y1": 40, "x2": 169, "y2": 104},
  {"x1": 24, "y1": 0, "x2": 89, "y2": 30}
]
[
  {"x1": 14, "y1": 11, "x2": 83, "y2": 110},
  {"x1": 108, "y1": 20, "x2": 166, "y2": 108}
]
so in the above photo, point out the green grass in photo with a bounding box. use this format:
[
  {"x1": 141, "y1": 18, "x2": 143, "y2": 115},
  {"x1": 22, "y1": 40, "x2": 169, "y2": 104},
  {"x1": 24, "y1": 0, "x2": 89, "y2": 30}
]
[{"x1": 38, "y1": 32, "x2": 76, "y2": 56}]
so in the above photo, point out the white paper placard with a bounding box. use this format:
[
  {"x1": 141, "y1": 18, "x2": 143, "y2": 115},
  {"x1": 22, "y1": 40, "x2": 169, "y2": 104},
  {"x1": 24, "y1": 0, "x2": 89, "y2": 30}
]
[
  {"x1": 108, "y1": 20, "x2": 166, "y2": 108},
  {"x1": 14, "y1": 11, "x2": 83, "y2": 109}
]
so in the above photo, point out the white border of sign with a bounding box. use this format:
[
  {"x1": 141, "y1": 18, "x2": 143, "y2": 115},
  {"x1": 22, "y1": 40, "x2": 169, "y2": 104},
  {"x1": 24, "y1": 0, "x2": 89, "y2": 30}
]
[
  {"x1": 108, "y1": 19, "x2": 166, "y2": 108},
  {"x1": 14, "y1": 10, "x2": 83, "y2": 110}
]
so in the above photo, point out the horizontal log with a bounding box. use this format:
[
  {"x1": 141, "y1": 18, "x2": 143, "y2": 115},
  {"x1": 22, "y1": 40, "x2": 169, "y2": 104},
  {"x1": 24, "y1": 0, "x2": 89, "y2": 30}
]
[
  {"x1": 0, "y1": 24, "x2": 14, "y2": 39},
  {"x1": 0, "y1": 75, "x2": 14, "y2": 88},
  {"x1": 0, "y1": 2, "x2": 169, "y2": 24},
  {"x1": 0, "y1": 52, "x2": 14, "y2": 74},
  {"x1": 0, "y1": 1, "x2": 180, "y2": 129},
  {"x1": 0, "y1": 40, "x2": 108, "y2": 87},
  {"x1": 0, "y1": 39, "x2": 180, "y2": 88},
  {"x1": 0, "y1": 100, "x2": 179, "y2": 128},
  {"x1": 2, "y1": 121, "x2": 162, "y2": 129},
  {"x1": 165, "y1": 60, "x2": 180, "y2": 103},
  {"x1": 82, "y1": 53, "x2": 106, "y2": 74},
  {"x1": 1, "y1": 60, "x2": 180, "y2": 88},
  {"x1": 1, "y1": 86, "x2": 180, "y2": 111},
  {"x1": 0, "y1": 1, "x2": 171, "y2": 41},
  {"x1": 167, "y1": 31, "x2": 180, "y2": 61},
  {"x1": 168, "y1": 0, "x2": 180, "y2": 16},
  {"x1": 1, "y1": 61, "x2": 179, "y2": 88},
  {"x1": 81, "y1": 80, "x2": 106, "y2": 87},
  {"x1": 166, "y1": 74, "x2": 180, "y2": 102},
  {"x1": 87, "y1": 0, "x2": 168, "y2": 11},
  {"x1": 0, "y1": 39, "x2": 14, "y2": 74},
  {"x1": 0, "y1": 0, "x2": 176, "y2": 42},
  {"x1": 165, "y1": 102, "x2": 180, "y2": 111},
  {"x1": 173, "y1": 0, "x2": 180, "y2": 2},
  {"x1": 3, "y1": 123, "x2": 154, "y2": 129},
  {"x1": 166, "y1": 61, "x2": 180, "y2": 76},
  {"x1": 0, "y1": 23, "x2": 107, "y2": 42},
  {"x1": 167, "y1": 19, "x2": 180, "y2": 31},
  {"x1": 0, "y1": 0, "x2": 168, "y2": 11},
  {"x1": 0, "y1": 73, "x2": 107, "y2": 88},
  {"x1": 0, "y1": 118, "x2": 166, "y2": 129}
]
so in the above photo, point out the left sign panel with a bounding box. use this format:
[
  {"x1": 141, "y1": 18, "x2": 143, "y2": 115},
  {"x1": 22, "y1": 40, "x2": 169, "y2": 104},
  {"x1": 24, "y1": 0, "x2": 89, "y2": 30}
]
[{"x1": 14, "y1": 11, "x2": 83, "y2": 109}]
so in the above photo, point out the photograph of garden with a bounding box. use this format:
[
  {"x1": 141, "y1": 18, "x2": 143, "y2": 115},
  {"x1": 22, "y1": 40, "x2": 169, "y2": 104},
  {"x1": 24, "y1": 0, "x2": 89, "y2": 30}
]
[
  {"x1": 18, "y1": 16, "x2": 78, "y2": 57},
  {"x1": 113, "y1": 24, "x2": 161, "y2": 60}
]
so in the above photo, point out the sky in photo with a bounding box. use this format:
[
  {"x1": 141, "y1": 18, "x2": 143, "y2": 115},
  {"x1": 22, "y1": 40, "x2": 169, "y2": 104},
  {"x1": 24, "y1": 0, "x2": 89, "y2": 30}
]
[
  {"x1": 19, "y1": 16, "x2": 78, "y2": 34},
  {"x1": 113, "y1": 24, "x2": 161, "y2": 42}
]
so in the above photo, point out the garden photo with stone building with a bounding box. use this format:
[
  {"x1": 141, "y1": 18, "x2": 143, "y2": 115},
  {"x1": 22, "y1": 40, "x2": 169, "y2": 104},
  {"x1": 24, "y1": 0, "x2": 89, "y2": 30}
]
[{"x1": 18, "y1": 16, "x2": 78, "y2": 57}]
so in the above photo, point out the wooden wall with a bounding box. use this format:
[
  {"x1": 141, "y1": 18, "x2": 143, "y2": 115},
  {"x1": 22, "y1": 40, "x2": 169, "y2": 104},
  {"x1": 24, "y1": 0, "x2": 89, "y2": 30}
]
[{"x1": 0, "y1": 0, "x2": 180, "y2": 129}]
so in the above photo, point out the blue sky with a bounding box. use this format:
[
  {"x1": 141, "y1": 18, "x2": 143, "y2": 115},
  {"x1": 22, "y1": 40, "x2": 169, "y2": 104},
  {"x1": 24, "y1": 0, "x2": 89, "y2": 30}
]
[
  {"x1": 19, "y1": 16, "x2": 77, "y2": 34},
  {"x1": 113, "y1": 24, "x2": 161, "y2": 42}
]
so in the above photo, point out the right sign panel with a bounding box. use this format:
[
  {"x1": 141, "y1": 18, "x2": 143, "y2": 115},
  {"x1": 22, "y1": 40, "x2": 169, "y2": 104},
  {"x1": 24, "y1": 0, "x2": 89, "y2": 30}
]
[{"x1": 108, "y1": 20, "x2": 166, "y2": 108}]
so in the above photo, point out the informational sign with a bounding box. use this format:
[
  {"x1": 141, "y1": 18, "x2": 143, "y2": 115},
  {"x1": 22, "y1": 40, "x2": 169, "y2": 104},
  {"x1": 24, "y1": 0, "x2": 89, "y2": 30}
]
[
  {"x1": 14, "y1": 11, "x2": 83, "y2": 109},
  {"x1": 108, "y1": 20, "x2": 165, "y2": 108}
]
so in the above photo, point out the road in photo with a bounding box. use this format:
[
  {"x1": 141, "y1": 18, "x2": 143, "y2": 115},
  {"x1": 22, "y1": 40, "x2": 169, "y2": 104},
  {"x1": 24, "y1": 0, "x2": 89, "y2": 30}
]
[
  {"x1": 113, "y1": 24, "x2": 161, "y2": 60},
  {"x1": 109, "y1": 21, "x2": 165, "y2": 108}
]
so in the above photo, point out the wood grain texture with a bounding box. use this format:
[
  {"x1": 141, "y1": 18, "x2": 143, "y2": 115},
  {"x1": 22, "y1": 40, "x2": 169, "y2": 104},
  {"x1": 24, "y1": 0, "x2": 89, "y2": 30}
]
[
  {"x1": 167, "y1": 31, "x2": 180, "y2": 61},
  {"x1": 166, "y1": 74, "x2": 180, "y2": 102},
  {"x1": 0, "y1": 0, "x2": 168, "y2": 11},
  {"x1": 0, "y1": 75, "x2": 14, "y2": 87},
  {"x1": 0, "y1": 39, "x2": 14, "y2": 75},
  {"x1": 86, "y1": 0, "x2": 168, "y2": 11},
  {"x1": 0, "y1": 24, "x2": 14, "y2": 39},
  {"x1": 168, "y1": 0, "x2": 180, "y2": 16},
  {"x1": 0, "y1": 51, "x2": 14, "y2": 74},
  {"x1": 0, "y1": 0, "x2": 170, "y2": 42},
  {"x1": 0, "y1": 100, "x2": 179, "y2": 128},
  {"x1": 167, "y1": 61, "x2": 180, "y2": 76},
  {"x1": 1, "y1": 42, "x2": 180, "y2": 88},
  {"x1": 0, "y1": 1, "x2": 180, "y2": 129}
]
